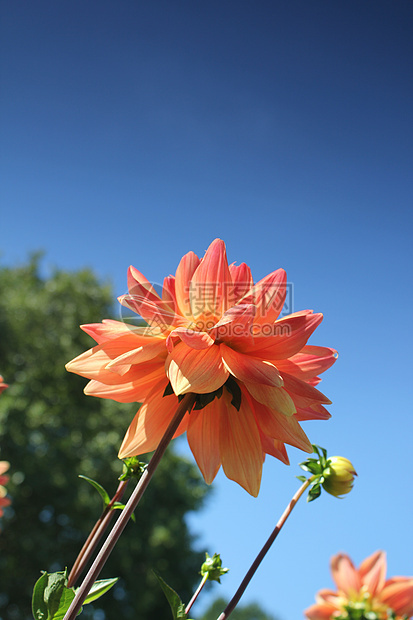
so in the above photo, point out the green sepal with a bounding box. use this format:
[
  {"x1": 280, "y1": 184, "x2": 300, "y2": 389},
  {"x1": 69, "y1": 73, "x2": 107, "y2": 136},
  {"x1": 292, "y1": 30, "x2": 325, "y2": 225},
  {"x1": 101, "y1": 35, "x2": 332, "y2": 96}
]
[
  {"x1": 81, "y1": 577, "x2": 118, "y2": 604},
  {"x1": 153, "y1": 571, "x2": 192, "y2": 620},
  {"x1": 193, "y1": 387, "x2": 223, "y2": 410},
  {"x1": 296, "y1": 475, "x2": 307, "y2": 482},
  {"x1": 163, "y1": 382, "x2": 175, "y2": 397},
  {"x1": 200, "y1": 553, "x2": 229, "y2": 583},
  {"x1": 307, "y1": 483, "x2": 322, "y2": 502},
  {"x1": 119, "y1": 456, "x2": 147, "y2": 481},
  {"x1": 111, "y1": 502, "x2": 136, "y2": 523},
  {"x1": 224, "y1": 376, "x2": 241, "y2": 411},
  {"x1": 78, "y1": 475, "x2": 110, "y2": 506}
]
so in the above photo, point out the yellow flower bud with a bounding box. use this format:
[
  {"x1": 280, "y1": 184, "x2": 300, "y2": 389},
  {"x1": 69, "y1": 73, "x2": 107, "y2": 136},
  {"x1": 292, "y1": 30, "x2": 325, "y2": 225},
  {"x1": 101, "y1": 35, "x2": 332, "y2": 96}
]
[{"x1": 322, "y1": 456, "x2": 357, "y2": 498}]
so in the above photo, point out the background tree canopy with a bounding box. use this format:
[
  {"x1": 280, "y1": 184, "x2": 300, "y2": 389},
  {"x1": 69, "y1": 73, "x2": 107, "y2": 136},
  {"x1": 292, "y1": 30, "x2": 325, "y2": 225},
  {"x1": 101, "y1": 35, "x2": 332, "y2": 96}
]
[
  {"x1": 200, "y1": 596, "x2": 278, "y2": 620},
  {"x1": 0, "y1": 256, "x2": 211, "y2": 620}
]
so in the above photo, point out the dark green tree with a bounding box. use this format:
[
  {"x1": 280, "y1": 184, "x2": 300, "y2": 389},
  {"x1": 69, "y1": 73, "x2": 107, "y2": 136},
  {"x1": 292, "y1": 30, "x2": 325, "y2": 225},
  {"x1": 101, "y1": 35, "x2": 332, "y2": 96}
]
[
  {"x1": 0, "y1": 256, "x2": 210, "y2": 620},
  {"x1": 200, "y1": 596, "x2": 278, "y2": 620}
]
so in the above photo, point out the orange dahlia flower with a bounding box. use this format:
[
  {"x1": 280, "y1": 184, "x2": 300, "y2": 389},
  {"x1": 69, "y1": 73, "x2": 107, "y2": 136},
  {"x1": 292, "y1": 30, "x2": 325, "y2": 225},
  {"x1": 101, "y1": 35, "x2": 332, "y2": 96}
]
[
  {"x1": 0, "y1": 376, "x2": 8, "y2": 395},
  {"x1": 67, "y1": 239, "x2": 337, "y2": 496},
  {"x1": 305, "y1": 551, "x2": 413, "y2": 619},
  {"x1": 0, "y1": 461, "x2": 11, "y2": 518}
]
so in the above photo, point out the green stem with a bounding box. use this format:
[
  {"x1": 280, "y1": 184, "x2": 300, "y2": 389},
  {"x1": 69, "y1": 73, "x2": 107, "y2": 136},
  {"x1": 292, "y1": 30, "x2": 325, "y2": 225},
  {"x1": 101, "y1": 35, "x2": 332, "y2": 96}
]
[
  {"x1": 216, "y1": 478, "x2": 312, "y2": 620},
  {"x1": 185, "y1": 573, "x2": 208, "y2": 615},
  {"x1": 67, "y1": 479, "x2": 129, "y2": 588},
  {"x1": 63, "y1": 392, "x2": 196, "y2": 620}
]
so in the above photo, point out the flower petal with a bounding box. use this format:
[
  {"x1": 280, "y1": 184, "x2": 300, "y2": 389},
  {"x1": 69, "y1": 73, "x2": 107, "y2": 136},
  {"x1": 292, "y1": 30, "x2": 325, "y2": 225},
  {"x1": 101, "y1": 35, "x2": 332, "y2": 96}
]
[
  {"x1": 229, "y1": 262, "x2": 253, "y2": 302},
  {"x1": 118, "y1": 379, "x2": 188, "y2": 457},
  {"x1": 85, "y1": 364, "x2": 166, "y2": 403},
  {"x1": 190, "y1": 239, "x2": 233, "y2": 323},
  {"x1": 127, "y1": 265, "x2": 162, "y2": 304},
  {"x1": 166, "y1": 327, "x2": 214, "y2": 353},
  {"x1": 244, "y1": 382, "x2": 296, "y2": 416},
  {"x1": 275, "y1": 346, "x2": 338, "y2": 381},
  {"x1": 241, "y1": 268, "x2": 287, "y2": 324},
  {"x1": 294, "y1": 404, "x2": 331, "y2": 421},
  {"x1": 187, "y1": 400, "x2": 222, "y2": 484},
  {"x1": 221, "y1": 344, "x2": 283, "y2": 387},
  {"x1": 281, "y1": 372, "x2": 332, "y2": 405},
  {"x1": 209, "y1": 304, "x2": 256, "y2": 346},
  {"x1": 330, "y1": 553, "x2": 361, "y2": 595},
  {"x1": 81, "y1": 320, "x2": 154, "y2": 344},
  {"x1": 219, "y1": 391, "x2": 263, "y2": 497},
  {"x1": 246, "y1": 312, "x2": 323, "y2": 359},
  {"x1": 259, "y1": 432, "x2": 289, "y2": 464},
  {"x1": 359, "y1": 550, "x2": 387, "y2": 597},
  {"x1": 166, "y1": 341, "x2": 229, "y2": 395},
  {"x1": 249, "y1": 396, "x2": 312, "y2": 452},
  {"x1": 381, "y1": 577, "x2": 413, "y2": 617},
  {"x1": 175, "y1": 250, "x2": 200, "y2": 319},
  {"x1": 106, "y1": 339, "x2": 167, "y2": 375},
  {"x1": 304, "y1": 603, "x2": 338, "y2": 620},
  {"x1": 118, "y1": 294, "x2": 185, "y2": 333}
]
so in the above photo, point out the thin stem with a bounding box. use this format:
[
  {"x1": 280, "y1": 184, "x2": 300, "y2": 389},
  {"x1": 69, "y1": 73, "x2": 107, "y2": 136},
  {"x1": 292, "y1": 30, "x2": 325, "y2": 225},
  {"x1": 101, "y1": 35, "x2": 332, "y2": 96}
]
[
  {"x1": 64, "y1": 392, "x2": 196, "y2": 620},
  {"x1": 185, "y1": 573, "x2": 208, "y2": 615},
  {"x1": 216, "y1": 478, "x2": 312, "y2": 620},
  {"x1": 67, "y1": 479, "x2": 129, "y2": 587}
]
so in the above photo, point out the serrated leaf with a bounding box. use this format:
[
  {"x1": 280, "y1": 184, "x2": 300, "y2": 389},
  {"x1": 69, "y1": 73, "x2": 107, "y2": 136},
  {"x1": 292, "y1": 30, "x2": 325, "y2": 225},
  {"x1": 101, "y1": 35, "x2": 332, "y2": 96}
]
[
  {"x1": 82, "y1": 578, "x2": 118, "y2": 604},
  {"x1": 78, "y1": 475, "x2": 110, "y2": 506},
  {"x1": 153, "y1": 570, "x2": 188, "y2": 620}
]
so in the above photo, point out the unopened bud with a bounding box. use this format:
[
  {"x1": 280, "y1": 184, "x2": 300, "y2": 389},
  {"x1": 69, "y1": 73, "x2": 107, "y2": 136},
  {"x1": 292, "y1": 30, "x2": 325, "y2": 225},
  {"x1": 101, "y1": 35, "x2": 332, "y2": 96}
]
[{"x1": 322, "y1": 456, "x2": 357, "y2": 498}]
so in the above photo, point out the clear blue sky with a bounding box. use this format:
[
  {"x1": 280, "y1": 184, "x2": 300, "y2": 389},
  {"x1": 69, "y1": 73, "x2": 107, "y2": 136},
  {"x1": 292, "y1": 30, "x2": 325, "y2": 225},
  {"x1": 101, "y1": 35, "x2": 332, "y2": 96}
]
[{"x1": 1, "y1": 1, "x2": 412, "y2": 618}]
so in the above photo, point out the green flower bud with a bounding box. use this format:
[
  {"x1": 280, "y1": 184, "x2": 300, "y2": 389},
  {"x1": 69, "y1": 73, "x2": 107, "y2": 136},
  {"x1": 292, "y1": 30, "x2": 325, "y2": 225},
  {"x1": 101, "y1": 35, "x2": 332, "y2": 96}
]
[
  {"x1": 322, "y1": 456, "x2": 357, "y2": 498},
  {"x1": 200, "y1": 553, "x2": 229, "y2": 583}
]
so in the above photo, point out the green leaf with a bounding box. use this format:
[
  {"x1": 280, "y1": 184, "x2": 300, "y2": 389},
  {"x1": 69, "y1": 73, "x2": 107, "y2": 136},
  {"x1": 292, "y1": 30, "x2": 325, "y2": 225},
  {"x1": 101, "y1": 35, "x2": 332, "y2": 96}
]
[
  {"x1": 296, "y1": 475, "x2": 307, "y2": 482},
  {"x1": 31, "y1": 571, "x2": 76, "y2": 620},
  {"x1": 111, "y1": 502, "x2": 136, "y2": 523},
  {"x1": 32, "y1": 572, "x2": 49, "y2": 620},
  {"x1": 78, "y1": 475, "x2": 110, "y2": 506},
  {"x1": 82, "y1": 578, "x2": 118, "y2": 604},
  {"x1": 153, "y1": 571, "x2": 189, "y2": 620}
]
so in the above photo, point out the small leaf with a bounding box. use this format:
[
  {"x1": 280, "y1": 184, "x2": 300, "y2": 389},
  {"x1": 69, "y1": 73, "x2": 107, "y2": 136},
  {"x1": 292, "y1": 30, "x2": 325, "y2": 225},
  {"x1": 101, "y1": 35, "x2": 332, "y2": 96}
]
[
  {"x1": 31, "y1": 571, "x2": 77, "y2": 620},
  {"x1": 111, "y1": 502, "x2": 136, "y2": 523},
  {"x1": 153, "y1": 570, "x2": 188, "y2": 620},
  {"x1": 296, "y1": 475, "x2": 307, "y2": 482},
  {"x1": 82, "y1": 578, "x2": 118, "y2": 604},
  {"x1": 78, "y1": 475, "x2": 110, "y2": 506},
  {"x1": 50, "y1": 588, "x2": 76, "y2": 620}
]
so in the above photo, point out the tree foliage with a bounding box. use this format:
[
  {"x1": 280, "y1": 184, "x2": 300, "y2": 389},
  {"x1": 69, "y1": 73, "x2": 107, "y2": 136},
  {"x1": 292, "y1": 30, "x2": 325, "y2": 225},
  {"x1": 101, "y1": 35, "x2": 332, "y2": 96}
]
[
  {"x1": 200, "y1": 596, "x2": 278, "y2": 620},
  {"x1": 0, "y1": 256, "x2": 210, "y2": 620}
]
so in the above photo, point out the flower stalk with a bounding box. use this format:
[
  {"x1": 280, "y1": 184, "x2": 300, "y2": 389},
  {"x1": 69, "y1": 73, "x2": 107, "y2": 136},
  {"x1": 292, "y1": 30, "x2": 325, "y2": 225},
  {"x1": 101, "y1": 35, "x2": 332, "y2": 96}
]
[
  {"x1": 63, "y1": 392, "x2": 196, "y2": 620},
  {"x1": 216, "y1": 477, "x2": 313, "y2": 620},
  {"x1": 67, "y1": 479, "x2": 129, "y2": 587}
]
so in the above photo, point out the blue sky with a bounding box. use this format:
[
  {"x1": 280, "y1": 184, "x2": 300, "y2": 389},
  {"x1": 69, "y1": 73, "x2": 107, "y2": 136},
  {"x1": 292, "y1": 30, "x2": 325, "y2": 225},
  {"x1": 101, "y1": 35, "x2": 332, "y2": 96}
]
[{"x1": 1, "y1": 1, "x2": 413, "y2": 618}]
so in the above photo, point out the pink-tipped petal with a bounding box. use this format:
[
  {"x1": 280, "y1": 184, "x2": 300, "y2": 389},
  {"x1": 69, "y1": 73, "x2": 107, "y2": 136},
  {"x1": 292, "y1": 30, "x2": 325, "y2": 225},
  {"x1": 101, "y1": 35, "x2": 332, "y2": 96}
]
[
  {"x1": 259, "y1": 432, "x2": 290, "y2": 464},
  {"x1": 246, "y1": 312, "x2": 323, "y2": 359},
  {"x1": 241, "y1": 268, "x2": 287, "y2": 324},
  {"x1": 127, "y1": 266, "x2": 161, "y2": 303},
  {"x1": 174, "y1": 250, "x2": 200, "y2": 320},
  {"x1": 275, "y1": 346, "x2": 338, "y2": 381},
  {"x1": 209, "y1": 304, "x2": 256, "y2": 345},
  {"x1": 166, "y1": 342, "x2": 229, "y2": 395},
  {"x1": 331, "y1": 553, "x2": 362, "y2": 596},
  {"x1": 221, "y1": 344, "x2": 284, "y2": 387},
  {"x1": 219, "y1": 392, "x2": 263, "y2": 497},
  {"x1": 359, "y1": 550, "x2": 387, "y2": 597},
  {"x1": 187, "y1": 399, "x2": 222, "y2": 484},
  {"x1": 294, "y1": 404, "x2": 331, "y2": 421},
  {"x1": 118, "y1": 294, "x2": 186, "y2": 332},
  {"x1": 190, "y1": 239, "x2": 233, "y2": 322},
  {"x1": 281, "y1": 372, "x2": 332, "y2": 404},
  {"x1": 229, "y1": 262, "x2": 253, "y2": 303}
]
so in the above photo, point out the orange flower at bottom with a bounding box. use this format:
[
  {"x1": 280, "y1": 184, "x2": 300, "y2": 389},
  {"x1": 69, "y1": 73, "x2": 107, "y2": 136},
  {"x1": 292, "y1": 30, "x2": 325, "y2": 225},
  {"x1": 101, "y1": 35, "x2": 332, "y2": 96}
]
[
  {"x1": 67, "y1": 239, "x2": 337, "y2": 496},
  {"x1": 0, "y1": 461, "x2": 11, "y2": 518},
  {"x1": 305, "y1": 551, "x2": 413, "y2": 619},
  {"x1": 0, "y1": 376, "x2": 8, "y2": 396}
]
